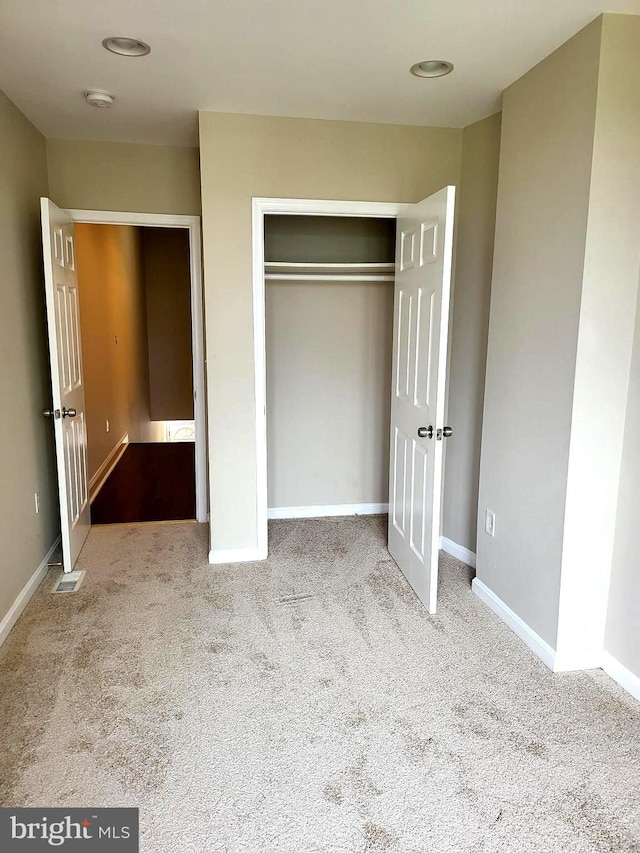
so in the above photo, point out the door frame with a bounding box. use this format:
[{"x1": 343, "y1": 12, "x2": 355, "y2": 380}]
[
  {"x1": 251, "y1": 198, "x2": 404, "y2": 557},
  {"x1": 65, "y1": 209, "x2": 208, "y2": 524}
]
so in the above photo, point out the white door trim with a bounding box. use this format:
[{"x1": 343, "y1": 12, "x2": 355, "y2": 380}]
[
  {"x1": 252, "y1": 198, "x2": 404, "y2": 557},
  {"x1": 65, "y1": 209, "x2": 207, "y2": 524}
]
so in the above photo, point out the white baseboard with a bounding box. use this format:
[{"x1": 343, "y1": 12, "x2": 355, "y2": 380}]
[
  {"x1": 471, "y1": 578, "x2": 556, "y2": 670},
  {"x1": 267, "y1": 503, "x2": 389, "y2": 520},
  {"x1": 552, "y1": 648, "x2": 603, "y2": 673},
  {"x1": 602, "y1": 651, "x2": 640, "y2": 702},
  {"x1": 208, "y1": 546, "x2": 267, "y2": 565},
  {"x1": 0, "y1": 536, "x2": 61, "y2": 649},
  {"x1": 440, "y1": 536, "x2": 476, "y2": 568},
  {"x1": 472, "y1": 578, "x2": 607, "y2": 674},
  {"x1": 89, "y1": 433, "x2": 128, "y2": 502},
  {"x1": 472, "y1": 579, "x2": 640, "y2": 702}
]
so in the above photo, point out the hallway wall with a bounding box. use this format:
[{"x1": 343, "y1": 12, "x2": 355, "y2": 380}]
[
  {"x1": 142, "y1": 227, "x2": 194, "y2": 422},
  {"x1": 75, "y1": 224, "x2": 153, "y2": 484}
]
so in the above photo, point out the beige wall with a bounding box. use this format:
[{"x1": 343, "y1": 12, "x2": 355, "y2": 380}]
[
  {"x1": 142, "y1": 228, "x2": 194, "y2": 422},
  {"x1": 0, "y1": 91, "x2": 58, "y2": 625},
  {"x1": 199, "y1": 111, "x2": 462, "y2": 552},
  {"x1": 46, "y1": 140, "x2": 201, "y2": 215},
  {"x1": 601, "y1": 16, "x2": 640, "y2": 679},
  {"x1": 75, "y1": 224, "x2": 153, "y2": 482},
  {"x1": 443, "y1": 113, "x2": 501, "y2": 552},
  {"x1": 477, "y1": 14, "x2": 640, "y2": 659},
  {"x1": 476, "y1": 19, "x2": 602, "y2": 647},
  {"x1": 557, "y1": 14, "x2": 640, "y2": 656},
  {"x1": 606, "y1": 274, "x2": 640, "y2": 678},
  {"x1": 267, "y1": 280, "x2": 393, "y2": 508}
]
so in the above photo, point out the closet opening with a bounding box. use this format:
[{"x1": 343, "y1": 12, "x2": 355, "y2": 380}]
[
  {"x1": 250, "y1": 191, "x2": 456, "y2": 613},
  {"x1": 263, "y1": 213, "x2": 397, "y2": 526}
]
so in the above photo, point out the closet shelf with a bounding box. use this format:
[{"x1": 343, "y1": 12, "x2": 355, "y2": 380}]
[{"x1": 264, "y1": 261, "x2": 395, "y2": 282}]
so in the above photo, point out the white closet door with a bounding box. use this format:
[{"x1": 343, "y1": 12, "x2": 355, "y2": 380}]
[{"x1": 388, "y1": 186, "x2": 456, "y2": 613}]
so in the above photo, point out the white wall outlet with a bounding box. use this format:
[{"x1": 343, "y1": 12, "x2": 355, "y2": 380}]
[
  {"x1": 106, "y1": 419, "x2": 110, "y2": 433},
  {"x1": 485, "y1": 509, "x2": 496, "y2": 537},
  {"x1": 34, "y1": 493, "x2": 41, "y2": 514}
]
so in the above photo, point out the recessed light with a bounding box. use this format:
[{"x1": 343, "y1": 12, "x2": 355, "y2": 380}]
[
  {"x1": 102, "y1": 36, "x2": 151, "y2": 57},
  {"x1": 84, "y1": 89, "x2": 115, "y2": 109},
  {"x1": 410, "y1": 60, "x2": 454, "y2": 78}
]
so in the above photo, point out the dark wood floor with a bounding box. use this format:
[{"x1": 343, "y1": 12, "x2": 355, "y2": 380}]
[{"x1": 91, "y1": 442, "x2": 196, "y2": 524}]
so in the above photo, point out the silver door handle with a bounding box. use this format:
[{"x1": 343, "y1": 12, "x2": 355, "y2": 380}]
[
  {"x1": 43, "y1": 408, "x2": 61, "y2": 419},
  {"x1": 62, "y1": 407, "x2": 77, "y2": 418},
  {"x1": 417, "y1": 426, "x2": 433, "y2": 439},
  {"x1": 436, "y1": 426, "x2": 453, "y2": 440}
]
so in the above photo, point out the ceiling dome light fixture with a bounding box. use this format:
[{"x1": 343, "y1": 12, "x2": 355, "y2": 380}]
[
  {"x1": 102, "y1": 36, "x2": 151, "y2": 57},
  {"x1": 84, "y1": 89, "x2": 115, "y2": 109},
  {"x1": 410, "y1": 59, "x2": 454, "y2": 78}
]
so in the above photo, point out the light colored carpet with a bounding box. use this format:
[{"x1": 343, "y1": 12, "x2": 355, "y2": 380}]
[{"x1": 0, "y1": 517, "x2": 638, "y2": 852}]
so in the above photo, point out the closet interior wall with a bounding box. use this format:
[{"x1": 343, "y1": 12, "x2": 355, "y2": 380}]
[{"x1": 264, "y1": 215, "x2": 396, "y2": 514}]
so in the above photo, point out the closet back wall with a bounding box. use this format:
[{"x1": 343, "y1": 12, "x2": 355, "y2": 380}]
[{"x1": 266, "y1": 280, "x2": 393, "y2": 510}]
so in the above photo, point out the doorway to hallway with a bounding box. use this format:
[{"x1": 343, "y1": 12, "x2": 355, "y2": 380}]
[
  {"x1": 74, "y1": 221, "x2": 198, "y2": 526},
  {"x1": 41, "y1": 201, "x2": 206, "y2": 571}
]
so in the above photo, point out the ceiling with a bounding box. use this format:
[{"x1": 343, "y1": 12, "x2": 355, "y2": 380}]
[{"x1": 1, "y1": 0, "x2": 639, "y2": 147}]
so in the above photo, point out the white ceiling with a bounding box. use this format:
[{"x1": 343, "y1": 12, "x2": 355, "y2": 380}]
[{"x1": 1, "y1": 0, "x2": 639, "y2": 147}]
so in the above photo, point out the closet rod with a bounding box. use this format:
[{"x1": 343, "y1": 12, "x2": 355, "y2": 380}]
[{"x1": 265, "y1": 274, "x2": 395, "y2": 282}]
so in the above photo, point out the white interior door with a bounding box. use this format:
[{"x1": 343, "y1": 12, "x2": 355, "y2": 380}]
[
  {"x1": 41, "y1": 198, "x2": 90, "y2": 572},
  {"x1": 388, "y1": 186, "x2": 456, "y2": 613}
]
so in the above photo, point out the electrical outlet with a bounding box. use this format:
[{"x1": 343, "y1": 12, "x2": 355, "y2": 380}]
[
  {"x1": 485, "y1": 509, "x2": 496, "y2": 537},
  {"x1": 106, "y1": 419, "x2": 110, "y2": 433},
  {"x1": 34, "y1": 493, "x2": 41, "y2": 514}
]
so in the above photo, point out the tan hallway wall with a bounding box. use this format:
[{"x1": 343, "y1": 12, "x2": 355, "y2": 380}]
[
  {"x1": 199, "y1": 111, "x2": 463, "y2": 553},
  {"x1": 75, "y1": 224, "x2": 153, "y2": 484},
  {"x1": 443, "y1": 113, "x2": 501, "y2": 553},
  {"x1": 0, "y1": 91, "x2": 57, "y2": 628},
  {"x1": 142, "y1": 228, "x2": 194, "y2": 422}
]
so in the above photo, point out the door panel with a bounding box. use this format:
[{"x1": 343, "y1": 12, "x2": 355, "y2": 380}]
[
  {"x1": 41, "y1": 199, "x2": 90, "y2": 571},
  {"x1": 388, "y1": 186, "x2": 456, "y2": 613},
  {"x1": 395, "y1": 289, "x2": 413, "y2": 400},
  {"x1": 414, "y1": 286, "x2": 435, "y2": 408},
  {"x1": 392, "y1": 426, "x2": 409, "y2": 536},
  {"x1": 409, "y1": 439, "x2": 428, "y2": 560}
]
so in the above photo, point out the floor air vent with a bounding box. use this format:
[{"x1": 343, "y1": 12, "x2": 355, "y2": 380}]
[{"x1": 52, "y1": 570, "x2": 86, "y2": 594}]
